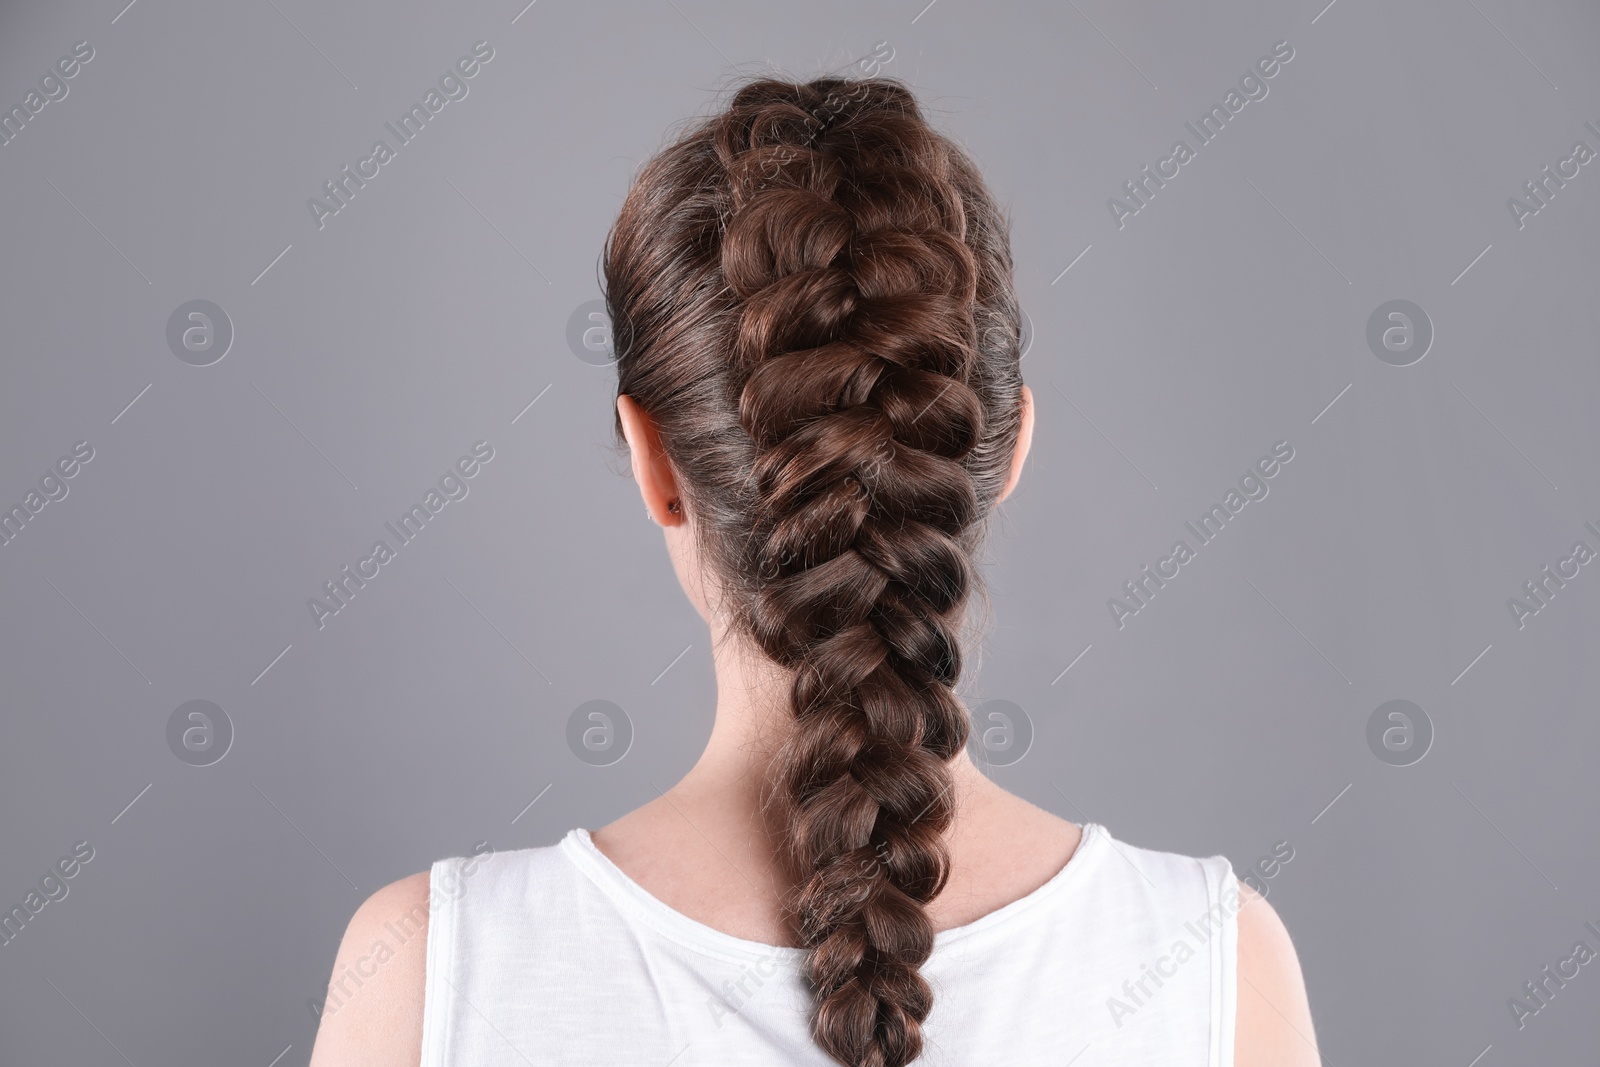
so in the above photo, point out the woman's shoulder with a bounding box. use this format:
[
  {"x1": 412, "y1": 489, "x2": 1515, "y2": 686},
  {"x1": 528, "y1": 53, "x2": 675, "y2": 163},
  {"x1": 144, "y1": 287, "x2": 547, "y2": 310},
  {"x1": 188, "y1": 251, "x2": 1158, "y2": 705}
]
[
  {"x1": 1234, "y1": 879, "x2": 1320, "y2": 1066},
  {"x1": 306, "y1": 839, "x2": 573, "y2": 1067},
  {"x1": 307, "y1": 869, "x2": 432, "y2": 1067},
  {"x1": 1081, "y1": 821, "x2": 1320, "y2": 1067}
]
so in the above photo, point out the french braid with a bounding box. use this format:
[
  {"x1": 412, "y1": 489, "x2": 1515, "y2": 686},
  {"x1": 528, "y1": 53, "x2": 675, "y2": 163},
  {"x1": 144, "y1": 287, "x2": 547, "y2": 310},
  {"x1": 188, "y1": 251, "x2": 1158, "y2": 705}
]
[{"x1": 605, "y1": 76, "x2": 1025, "y2": 1067}]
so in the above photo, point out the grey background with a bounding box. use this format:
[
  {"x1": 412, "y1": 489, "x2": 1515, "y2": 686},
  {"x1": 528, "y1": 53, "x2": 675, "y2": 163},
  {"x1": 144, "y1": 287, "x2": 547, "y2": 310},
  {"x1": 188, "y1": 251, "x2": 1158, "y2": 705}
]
[{"x1": 0, "y1": 0, "x2": 1596, "y2": 1063}]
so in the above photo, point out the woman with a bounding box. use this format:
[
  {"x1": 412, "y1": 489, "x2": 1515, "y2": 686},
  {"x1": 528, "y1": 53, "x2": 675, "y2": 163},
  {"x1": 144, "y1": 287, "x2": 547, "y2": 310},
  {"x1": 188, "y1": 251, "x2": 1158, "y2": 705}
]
[{"x1": 309, "y1": 75, "x2": 1317, "y2": 1066}]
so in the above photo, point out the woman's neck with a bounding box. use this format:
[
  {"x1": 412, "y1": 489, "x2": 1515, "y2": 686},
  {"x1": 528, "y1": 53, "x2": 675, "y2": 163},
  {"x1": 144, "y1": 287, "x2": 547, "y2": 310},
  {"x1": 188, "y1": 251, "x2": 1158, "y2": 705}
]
[{"x1": 589, "y1": 622, "x2": 1081, "y2": 948}]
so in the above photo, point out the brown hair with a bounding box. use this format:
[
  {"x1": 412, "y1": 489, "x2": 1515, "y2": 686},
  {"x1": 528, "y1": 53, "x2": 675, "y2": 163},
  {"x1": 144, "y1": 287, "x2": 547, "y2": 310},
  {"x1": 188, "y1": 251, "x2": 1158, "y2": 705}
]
[{"x1": 604, "y1": 75, "x2": 1024, "y2": 1067}]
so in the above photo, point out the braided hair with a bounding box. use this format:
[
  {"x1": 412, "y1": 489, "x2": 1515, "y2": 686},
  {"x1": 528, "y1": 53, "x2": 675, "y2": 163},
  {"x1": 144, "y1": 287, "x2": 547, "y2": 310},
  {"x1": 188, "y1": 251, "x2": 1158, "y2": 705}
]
[{"x1": 604, "y1": 76, "x2": 1025, "y2": 1067}]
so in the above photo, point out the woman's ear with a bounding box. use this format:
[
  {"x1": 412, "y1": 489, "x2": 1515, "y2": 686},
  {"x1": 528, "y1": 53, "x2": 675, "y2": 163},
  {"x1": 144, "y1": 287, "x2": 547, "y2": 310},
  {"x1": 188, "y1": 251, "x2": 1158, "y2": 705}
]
[
  {"x1": 996, "y1": 384, "x2": 1034, "y2": 505},
  {"x1": 617, "y1": 394, "x2": 686, "y2": 525}
]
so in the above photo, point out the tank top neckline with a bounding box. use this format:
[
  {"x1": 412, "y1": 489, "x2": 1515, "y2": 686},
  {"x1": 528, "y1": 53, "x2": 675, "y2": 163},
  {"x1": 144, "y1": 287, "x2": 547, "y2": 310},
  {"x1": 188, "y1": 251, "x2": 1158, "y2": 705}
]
[{"x1": 558, "y1": 821, "x2": 1108, "y2": 965}]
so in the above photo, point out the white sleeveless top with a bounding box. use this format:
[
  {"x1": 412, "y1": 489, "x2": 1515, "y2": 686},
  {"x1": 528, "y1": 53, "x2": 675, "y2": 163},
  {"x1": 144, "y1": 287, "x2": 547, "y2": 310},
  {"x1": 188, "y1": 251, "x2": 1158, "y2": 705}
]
[{"x1": 421, "y1": 824, "x2": 1240, "y2": 1065}]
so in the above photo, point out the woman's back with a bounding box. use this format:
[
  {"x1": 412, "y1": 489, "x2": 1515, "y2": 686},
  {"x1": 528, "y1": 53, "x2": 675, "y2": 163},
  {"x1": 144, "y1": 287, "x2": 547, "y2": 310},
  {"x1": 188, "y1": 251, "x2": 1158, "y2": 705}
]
[
  {"x1": 307, "y1": 768, "x2": 1312, "y2": 1067},
  {"x1": 419, "y1": 820, "x2": 1237, "y2": 1066}
]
